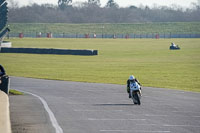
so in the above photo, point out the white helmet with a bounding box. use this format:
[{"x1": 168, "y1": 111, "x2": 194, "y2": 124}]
[{"x1": 129, "y1": 75, "x2": 135, "y2": 80}]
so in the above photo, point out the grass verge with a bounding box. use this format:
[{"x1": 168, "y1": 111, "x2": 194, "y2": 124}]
[
  {"x1": 9, "y1": 89, "x2": 24, "y2": 95},
  {"x1": 9, "y1": 22, "x2": 200, "y2": 34},
  {"x1": 1, "y1": 38, "x2": 200, "y2": 92}
]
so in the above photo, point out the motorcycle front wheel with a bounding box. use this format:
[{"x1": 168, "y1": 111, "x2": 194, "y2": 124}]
[{"x1": 132, "y1": 91, "x2": 141, "y2": 105}]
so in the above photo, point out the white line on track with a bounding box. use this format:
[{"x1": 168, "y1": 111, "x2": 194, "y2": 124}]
[
  {"x1": 172, "y1": 111, "x2": 200, "y2": 113},
  {"x1": 145, "y1": 114, "x2": 168, "y2": 117},
  {"x1": 18, "y1": 90, "x2": 63, "y2": 133},
  {"x1": 163, "y1": 124, "x2": 200, "y2": 128},
  {"x1": 126, "y1": 114, "x2": 168, "y2": 117}
]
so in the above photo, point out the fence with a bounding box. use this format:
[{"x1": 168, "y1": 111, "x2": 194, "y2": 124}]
[{"x1": 8, "y1": 32, "x2": 200, "y2": 39}]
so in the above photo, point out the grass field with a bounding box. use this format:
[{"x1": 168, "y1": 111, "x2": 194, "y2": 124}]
[
  {"x1": 0, "y1": 38, "x2": 200, "y2": 92},
  {"x1": 9, "y1": 22, "x2": 200, "y2": 34}
]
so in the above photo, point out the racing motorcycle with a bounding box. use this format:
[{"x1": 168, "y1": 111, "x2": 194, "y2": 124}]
[{"x1": 130, "y1": 81, "x2": 142, "y2": 105}]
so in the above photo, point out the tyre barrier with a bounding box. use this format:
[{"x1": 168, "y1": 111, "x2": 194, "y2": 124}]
[{"x1": 0, "y1": 47, "x2": 98, "y2": 56}]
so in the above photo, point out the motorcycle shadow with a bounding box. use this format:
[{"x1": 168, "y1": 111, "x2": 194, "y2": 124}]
[{"x1": 93, "y1": 103, "x2": 136, "y2": 106}]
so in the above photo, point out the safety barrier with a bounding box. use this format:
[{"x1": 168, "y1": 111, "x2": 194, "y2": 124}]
[{"x1": 0, "y1": 47, "x2": 98, "y2": 55}]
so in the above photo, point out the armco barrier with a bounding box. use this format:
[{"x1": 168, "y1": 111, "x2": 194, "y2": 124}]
[
  {"x1": 0, "y1": 91, "x2": 11, "y2": 133},
  {"x1": 7, "y1": 33, "x2": 200, "y2": 38},
  {"x1": 0, "y1": 47, "x2": 98, "y2": 55}
]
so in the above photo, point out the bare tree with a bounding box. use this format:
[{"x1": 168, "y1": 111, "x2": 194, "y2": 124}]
[
  {"x1": 88, "y1": 0, "x2": 100, "y2": 6},
  {"x1": 7, "y1": 2, "x2": 200, "y2": 23},
  {"x1": 7, "y1": 0, "x2": 19, "y2": 9},
  {"x1": 106, "y1": 0, "x2": 119, "y2": 8},
  {"x1": 58, "y1": 0, "x2": 72, "y2": 10},
  {"x1": 198, "y1": 0, "x2": 200, "y2": 6}
]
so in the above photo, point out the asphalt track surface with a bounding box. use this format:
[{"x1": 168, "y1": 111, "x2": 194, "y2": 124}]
[{"x1": 10, "y1": 77, "x2": 200, "y2": 133}]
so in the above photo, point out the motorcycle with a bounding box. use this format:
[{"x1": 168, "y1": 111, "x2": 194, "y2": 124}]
[{"x1": 130, "y1": 81, "x2": 141, "y2": 105}]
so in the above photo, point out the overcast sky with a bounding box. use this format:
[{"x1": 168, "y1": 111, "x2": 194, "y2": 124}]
[{"x1": 9, "y1": 0, "x2": 198, "y2": 8}]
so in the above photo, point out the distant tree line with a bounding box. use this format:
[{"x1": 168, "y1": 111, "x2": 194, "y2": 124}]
[{"x1": 7, "y1": 0, "x2": 200, "y2": 23}]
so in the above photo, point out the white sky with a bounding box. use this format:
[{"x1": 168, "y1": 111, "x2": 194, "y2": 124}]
[{"x1": 9, "y1": 0, "x2": 198, "y2": 8}]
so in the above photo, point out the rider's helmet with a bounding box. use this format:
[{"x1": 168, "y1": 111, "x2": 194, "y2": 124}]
[{"x1": 129, "y1": 75, "x2": 135, "y2": 81}]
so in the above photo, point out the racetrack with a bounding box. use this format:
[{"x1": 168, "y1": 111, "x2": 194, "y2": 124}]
[{"x1": 10, "y1": 77, "x2": 200, "y2": 133}]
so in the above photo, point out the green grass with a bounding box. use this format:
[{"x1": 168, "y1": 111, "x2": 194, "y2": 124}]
[
  {"x1": 0, "y1": 38, "x2": 200, "y2": 92},
  {"x1": 9, "y1": 22, "x2": 200, "y2": 34},
  {"x1": 9, "y1": 89, "x2": 24, "y2": 95}
]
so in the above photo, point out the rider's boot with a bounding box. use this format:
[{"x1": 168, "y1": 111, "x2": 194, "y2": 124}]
[
  {"x1": 139, "y1": 89, "x2": 142, "y2": 97},
  {"x1": 129, "y1": 93, "x2": 131, "y2": 98}
]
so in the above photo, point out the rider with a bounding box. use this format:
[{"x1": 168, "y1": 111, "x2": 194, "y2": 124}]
[
  {"x1": 0, "y1": 64, "x2": 6, "y2": 77},
  {"x1": 171, "y1": 42, "x2": 176, "y2": 47},
  {"x1": 0, "y1": 64, "x2": 6, "y2": 84},
  {"x1": 127, "y1": 75, "x2": 141, "y2": 98}
]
